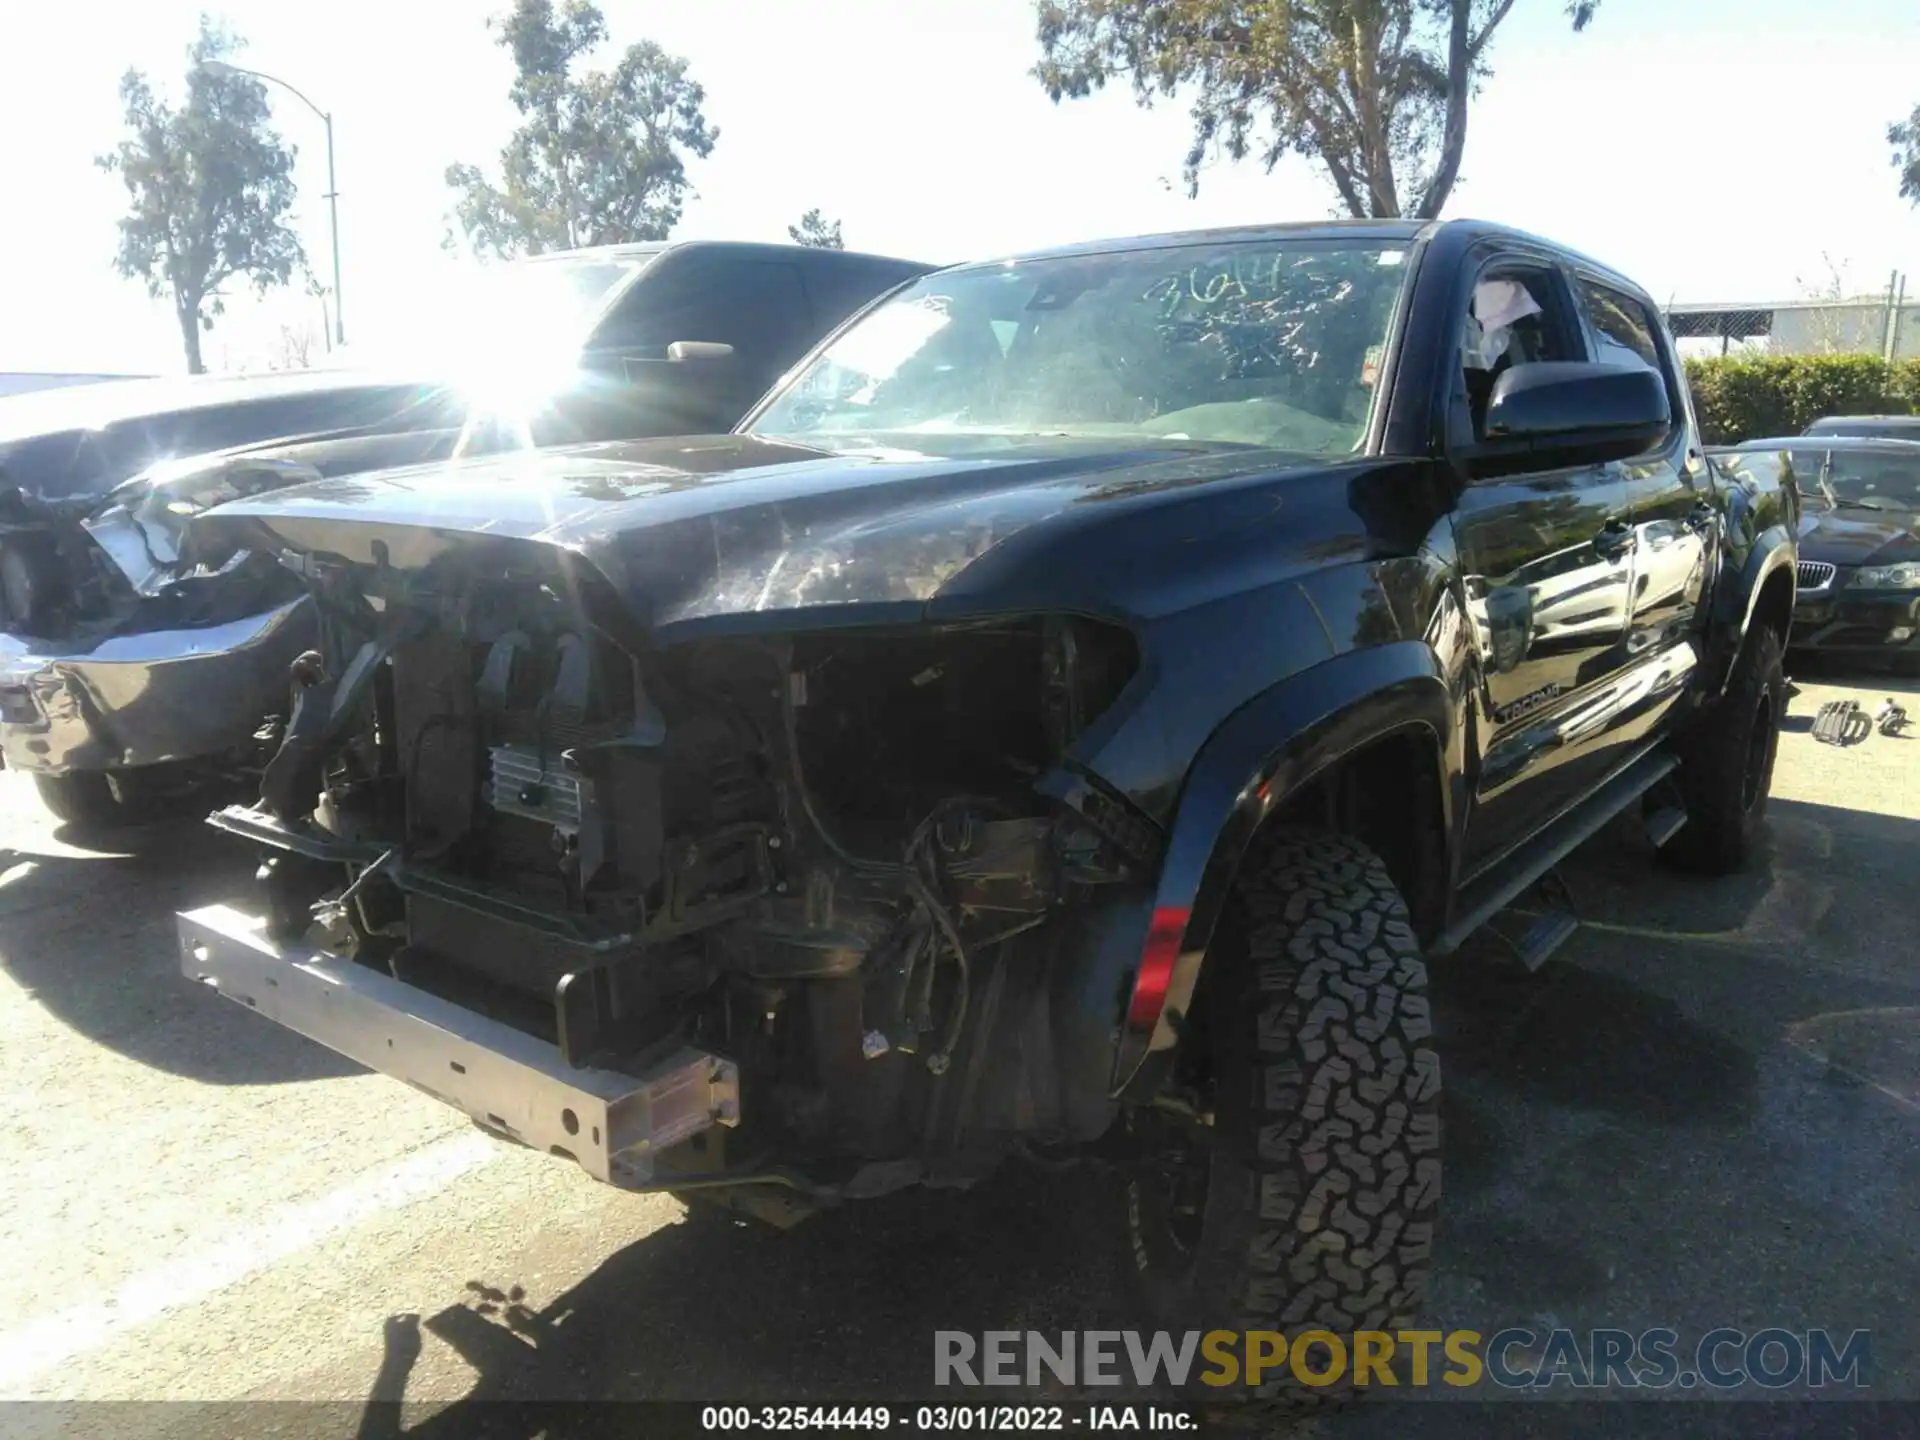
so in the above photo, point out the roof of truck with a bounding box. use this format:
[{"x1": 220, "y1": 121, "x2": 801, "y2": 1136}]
[
  {"x1": 957, "y1": 217, "x2": 1641, "y2": 294},
  {"x1": 525, "y1": 239, "x2": 932, "y2": 270}
]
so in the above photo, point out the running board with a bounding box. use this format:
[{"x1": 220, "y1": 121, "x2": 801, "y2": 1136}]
[
  {"x1": 1644, "y1": 805, "x2": 1689, "y2": 849},
  {"x1": 1432, "y1": 749, "x2": 1680, "y2": 958},
  {"x1": 1514, "y1": 909, "x2": 1580, "y2": 971}
]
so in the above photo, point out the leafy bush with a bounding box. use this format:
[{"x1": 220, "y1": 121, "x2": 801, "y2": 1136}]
[{"x1": 1683, "y1": 354, "x2": 1920, "y2": 444}]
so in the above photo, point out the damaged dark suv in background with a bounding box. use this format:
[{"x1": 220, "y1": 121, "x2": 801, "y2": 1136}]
[
  {"x1": 0, "y1": 240, "x2": 929, "y2": 824},
  {"x1": 176, "y1": 220, "x2": 1797, "y2": 1409}
]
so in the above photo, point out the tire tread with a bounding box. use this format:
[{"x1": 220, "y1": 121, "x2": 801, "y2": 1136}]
[
  {"x1": 1129, "y1": 827, "x2": 1440, "y2": 1408},
  {"x1": 1666, "y1": 626, "x2": 1785, "y2": 874}
]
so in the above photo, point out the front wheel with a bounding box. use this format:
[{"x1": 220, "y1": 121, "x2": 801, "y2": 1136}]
[
  {"x1": 31, "y1": 771, "x2": 138, "y2": 830},
  {"x1": 29, "y1": 764, "x2": 209, "y2": 834},
  {"x1": 1124, "y1": 828, "x2": 1441, "y2": 1405},
  {"x1": 1664, "y1": 625, "x2": 1785, "y2": 875}
]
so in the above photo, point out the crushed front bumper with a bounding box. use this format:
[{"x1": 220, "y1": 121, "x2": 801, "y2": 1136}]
[
  {"x1": 177, "y1": 903, "x2": 741, "y2": 1187},
  {"x1": 0, "y1": 597, "x2": 316, "y2": 774}
]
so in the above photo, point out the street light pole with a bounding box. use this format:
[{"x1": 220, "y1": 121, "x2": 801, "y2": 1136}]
[
  {"x1": 204, "y1": 60, "x2": 343, "y2": 346},
  {"x1": 322, "y1": 110, "x2": 342, "y2": 346}
]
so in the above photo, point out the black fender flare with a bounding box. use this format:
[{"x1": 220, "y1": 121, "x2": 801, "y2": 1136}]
[
  {"x1": 1108, "y1": 640, "x2": 1455, "y2": 1099},
  {"x1": 1707, "y1": 526, "x2": 1797, "y2": 697}
]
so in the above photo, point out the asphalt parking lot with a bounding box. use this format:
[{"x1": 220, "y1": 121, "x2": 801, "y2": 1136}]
[{"x1": 1, "y1": 666, "x2": 1916, "y2": 1436}]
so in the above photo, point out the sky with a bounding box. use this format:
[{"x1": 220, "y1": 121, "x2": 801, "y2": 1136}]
[{"x1": 1, "y1": 0, "x2": 1916, "y2": 376}]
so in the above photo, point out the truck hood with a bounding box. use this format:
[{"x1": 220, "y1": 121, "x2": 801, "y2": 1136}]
[
  {"x1": 0, "y1": 366, "x2": 425, "y2": 448},
  {"x1": 1796, "y1": 507, "x2": 1920, "y2": 567},
  {"x1": 198, "y1": 432, "x2": 1342, "y2": 637},
  {"x1": 0, "y1": 367, "x2": 450, "y2": 512},
  {"x1": 76, "y1": 427, "x2": 465, "y2": 595}
]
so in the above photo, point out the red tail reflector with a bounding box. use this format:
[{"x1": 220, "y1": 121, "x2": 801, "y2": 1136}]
[{"x1": 1126, "y1": 905, "x2": 1191, "y2": 1032}]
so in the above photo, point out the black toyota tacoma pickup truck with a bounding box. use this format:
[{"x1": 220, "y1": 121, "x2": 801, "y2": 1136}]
[{"x1": 176, "y1": 219, "x2": 1797, "y2": 1404}]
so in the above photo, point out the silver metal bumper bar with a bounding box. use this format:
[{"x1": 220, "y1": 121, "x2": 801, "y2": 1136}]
[{"x1": 177, "y1": 904, "x2": 739, "y2": 1187}]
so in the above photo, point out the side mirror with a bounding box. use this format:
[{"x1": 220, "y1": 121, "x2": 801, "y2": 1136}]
[
  {"x1": 666, "y1": 340, "x2": 735, "y2": 363},
  {"x1": 1475, "y1": 361, "x2": 1671, "y2": 471}
]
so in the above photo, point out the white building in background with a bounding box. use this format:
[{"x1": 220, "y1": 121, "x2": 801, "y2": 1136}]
[{"x1": 1667, "y1": 292, "x2": 1920, "y2": 360}]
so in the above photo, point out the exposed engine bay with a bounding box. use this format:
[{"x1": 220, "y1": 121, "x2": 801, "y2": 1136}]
[{"x1": 212, "y1": 538, "x2": 1151, "y2": 1214}]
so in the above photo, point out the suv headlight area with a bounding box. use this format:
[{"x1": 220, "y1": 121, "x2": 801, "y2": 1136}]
[{"x1": 1847, "y1": 563, "x2": 1920, "y2": 589}]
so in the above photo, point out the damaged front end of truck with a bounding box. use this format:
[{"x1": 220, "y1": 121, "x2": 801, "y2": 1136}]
[
  {"x1": 0, "y1": 453, "x2": 322, "y2": 790},
  {"x1": 0, "y1": 425, "x2": 477, "y2": 807},
  {"x1": 176, "y1": 459, "x2": 1162, "y2": 1223}
]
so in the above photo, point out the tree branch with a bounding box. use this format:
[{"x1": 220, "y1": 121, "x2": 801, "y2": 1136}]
[
  {"x1": 1345, "y1": 11, "x2": 1398, "y2": 215},
  {"x1": 1468, "y1": 0, "x2": 1518, "y2": 62},
  {"x1": 1414, "y1": 0, "x2": 1473, "y2": 219},
  {"x1": 1300, "y1": 105, "x2": 1369, "y2": 217},
  {"x1": 1893, "y1": 103, "x2": 1920, "y2": 205},
  {"x1": 1035, "y1": 0, "x2": 1597, "y2": 226}
]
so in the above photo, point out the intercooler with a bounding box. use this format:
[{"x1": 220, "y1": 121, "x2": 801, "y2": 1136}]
[{"x1": 485, "y1": 743, "x2": 595, "y2": 832}]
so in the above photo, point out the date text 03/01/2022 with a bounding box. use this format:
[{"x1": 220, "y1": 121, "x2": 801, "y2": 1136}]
[{"x1": 699, "y1": 1405, "x2": 1199, "y2": 1432}]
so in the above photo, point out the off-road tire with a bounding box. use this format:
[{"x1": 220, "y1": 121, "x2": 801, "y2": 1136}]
[
  {"x1": 1125, "y1": 828, "x2": 1441, "y2": 1406},
  {"x1": 30, "y1": 771, "x2": 137, "y2": 831},
  {"x1": 1664, "y1": 625, "x2": 1785, "y2": 875}
]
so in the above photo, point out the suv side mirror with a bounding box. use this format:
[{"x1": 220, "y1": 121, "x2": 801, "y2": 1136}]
[
  {"x1": 666, "y1": 341, "x2": 736, "y2": 363},
  {"x1": 1474, "y1": 361, "x2": 1671, "y2": 472}
]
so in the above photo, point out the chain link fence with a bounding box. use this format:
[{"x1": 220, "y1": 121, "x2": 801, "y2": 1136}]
[{"x1": 1665, "y1": 285, "x2": 1919, "y2": 361}]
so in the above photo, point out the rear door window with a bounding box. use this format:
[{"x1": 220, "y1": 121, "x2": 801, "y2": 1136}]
[
  {"x1": 1576, "y1": 278, "x2": 1661, "y2": 371},
  {"x1": 593, "y1": 258, "x2": 815, "y2": 375},
  {"x1": 1575, "y1": 275, "x2": 1689, "y2": 444}
]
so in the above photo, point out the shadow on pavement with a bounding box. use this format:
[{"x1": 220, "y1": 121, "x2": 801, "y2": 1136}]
[
  {"x1": 1411, "y1": 794, "x2": 1920, "y2": 1418},
  {"x1": 1438, "y1": 958, "x2": 1757, "y2": 1127},
  {"x1": 339, "y1": 1166, "x2": 1137, "y2": 1440},
  {"x1": 334, "y1": 1154, "x2": 1914, "y2": 1440},
  {"x1": 0, "y1": 808, "x2": 358, "y2": 1084},
  {"x1": 322, "y1": 782, "x2": 1920, "y2": 1435}
]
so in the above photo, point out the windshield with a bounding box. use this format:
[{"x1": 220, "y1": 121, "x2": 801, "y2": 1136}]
[
  {"x1": 1823, "y1": 448, "x2": 1920, "y2": 511},
  {"x1": 1767, "y1": 449, "x2": 1827, "y2": 494},
  {"x1": 1733, "y1": 446, "x2": 1920, "y2": 512},
  {"x1": 751, "y1": 239, "x2": 1410, "y2": 456}
]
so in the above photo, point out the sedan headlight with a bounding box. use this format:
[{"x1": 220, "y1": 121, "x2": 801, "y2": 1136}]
[{"x1": 1848, "y1": 563, "x2": 1920, "y2": 589}]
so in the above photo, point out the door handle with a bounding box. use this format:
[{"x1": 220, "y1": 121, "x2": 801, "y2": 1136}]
[{"x1": 1593, "y1": 520, "x2": 1637, "y2": 560}]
